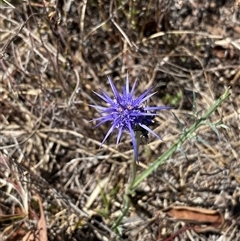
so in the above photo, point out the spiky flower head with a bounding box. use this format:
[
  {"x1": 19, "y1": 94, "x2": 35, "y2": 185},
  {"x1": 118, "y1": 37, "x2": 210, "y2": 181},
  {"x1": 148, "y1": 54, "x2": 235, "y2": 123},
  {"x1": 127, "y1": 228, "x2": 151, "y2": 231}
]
[{"x1": 91, "y1": 74, "x2": 171, "y2": 162}]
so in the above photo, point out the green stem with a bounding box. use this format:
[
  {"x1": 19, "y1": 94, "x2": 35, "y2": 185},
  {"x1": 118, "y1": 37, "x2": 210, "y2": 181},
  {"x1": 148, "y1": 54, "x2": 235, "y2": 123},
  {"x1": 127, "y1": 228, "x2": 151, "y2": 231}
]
[
  {"x1": 111, "y1": 131, "x2": 141, "y2": 231},
  {"x1": 131, "y1": 87, "x2": 230, "y2": 190},
  {"x1": 128, "y1": 131, "x2": 140, "y2": 191},
  {"x1": 111, "y1": 193, "x2": 130, "y2": 231}
]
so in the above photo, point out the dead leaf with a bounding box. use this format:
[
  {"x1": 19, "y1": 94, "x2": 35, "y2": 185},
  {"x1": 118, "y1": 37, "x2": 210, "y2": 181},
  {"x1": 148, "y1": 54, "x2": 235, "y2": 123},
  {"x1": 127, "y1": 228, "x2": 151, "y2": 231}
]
[
  {"x1": 22, "y1": 194, "x2": 48, "y2": 241},
  {"x1": 163, "y1": 206, "x2": 225, "y2": 233}
]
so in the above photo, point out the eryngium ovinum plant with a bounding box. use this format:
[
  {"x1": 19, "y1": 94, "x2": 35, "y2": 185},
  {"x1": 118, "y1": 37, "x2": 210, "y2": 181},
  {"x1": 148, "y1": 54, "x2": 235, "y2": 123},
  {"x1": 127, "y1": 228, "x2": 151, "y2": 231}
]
[
  {"x1": 91, "y1": 74, "x2": 230, "y2": 233},
  {"x1": 91, "y1": 74, "x2": 171, "y2": 162}
]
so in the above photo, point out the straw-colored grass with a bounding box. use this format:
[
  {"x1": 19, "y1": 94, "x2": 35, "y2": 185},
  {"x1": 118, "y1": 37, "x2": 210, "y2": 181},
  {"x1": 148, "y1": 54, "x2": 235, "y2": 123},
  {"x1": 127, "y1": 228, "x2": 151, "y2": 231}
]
[{"x1": 1, "y1": 0, "x2": 240, "y2": 240}]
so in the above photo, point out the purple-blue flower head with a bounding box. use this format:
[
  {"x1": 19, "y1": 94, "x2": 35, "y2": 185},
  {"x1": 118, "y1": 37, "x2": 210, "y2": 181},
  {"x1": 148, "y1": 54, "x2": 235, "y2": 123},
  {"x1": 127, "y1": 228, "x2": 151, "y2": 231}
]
[{"x1": 91, "y1": 74, "x2": 171, "y2": 162}]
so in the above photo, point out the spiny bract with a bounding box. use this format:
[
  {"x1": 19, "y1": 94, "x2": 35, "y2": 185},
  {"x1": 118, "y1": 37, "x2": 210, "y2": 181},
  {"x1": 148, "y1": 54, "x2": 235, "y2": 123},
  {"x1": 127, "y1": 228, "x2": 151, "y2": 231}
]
[{"x1": 91, "y1": 74, "x2": 171, "y2": 162}]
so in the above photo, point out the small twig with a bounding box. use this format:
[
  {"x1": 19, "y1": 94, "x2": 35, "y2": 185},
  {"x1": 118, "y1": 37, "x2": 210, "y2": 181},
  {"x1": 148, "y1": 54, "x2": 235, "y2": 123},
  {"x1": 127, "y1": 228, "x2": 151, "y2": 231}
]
[
  {"x1": 0, "y1": 13, "x2": 41, "y2": 59},
  {"x1": 162, "y1": 224, "x2": 193, "y2": 241},
  {"x1": 109, "y1": 0, "x2": 138, "y2": 50}
]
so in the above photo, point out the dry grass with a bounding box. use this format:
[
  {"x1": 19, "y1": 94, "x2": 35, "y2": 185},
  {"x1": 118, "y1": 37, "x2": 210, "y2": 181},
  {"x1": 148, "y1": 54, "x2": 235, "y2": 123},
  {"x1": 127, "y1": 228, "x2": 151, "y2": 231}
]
[{"x1": 1, "y1": 0, "x2": 240, "y2": 240}]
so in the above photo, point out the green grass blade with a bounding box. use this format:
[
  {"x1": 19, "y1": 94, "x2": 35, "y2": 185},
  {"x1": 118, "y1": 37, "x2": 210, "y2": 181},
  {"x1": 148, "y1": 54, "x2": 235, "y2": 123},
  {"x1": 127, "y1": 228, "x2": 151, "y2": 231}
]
[{"x1": 132, "y1": 87, "x2": 230, "y2": 190}]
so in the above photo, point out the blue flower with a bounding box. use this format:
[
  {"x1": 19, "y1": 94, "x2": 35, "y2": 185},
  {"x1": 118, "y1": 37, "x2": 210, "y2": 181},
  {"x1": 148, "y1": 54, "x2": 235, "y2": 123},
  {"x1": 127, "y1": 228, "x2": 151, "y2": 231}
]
[{"x1": 91, "y1": 74, "x2": 171, "y2": 162}]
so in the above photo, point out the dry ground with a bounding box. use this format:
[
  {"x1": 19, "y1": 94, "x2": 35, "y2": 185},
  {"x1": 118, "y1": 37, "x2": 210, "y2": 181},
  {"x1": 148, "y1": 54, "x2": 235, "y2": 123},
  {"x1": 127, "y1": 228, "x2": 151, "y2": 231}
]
[{"x1": 1, "y1": 0, "x2": 240, "y2": 240}]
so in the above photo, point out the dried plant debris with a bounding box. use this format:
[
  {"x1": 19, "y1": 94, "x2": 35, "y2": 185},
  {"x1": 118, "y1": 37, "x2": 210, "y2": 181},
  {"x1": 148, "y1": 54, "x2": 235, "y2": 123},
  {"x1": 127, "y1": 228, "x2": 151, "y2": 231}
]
[{"x1": 1, "y1": 0, "x2": 240, "y2": 240}]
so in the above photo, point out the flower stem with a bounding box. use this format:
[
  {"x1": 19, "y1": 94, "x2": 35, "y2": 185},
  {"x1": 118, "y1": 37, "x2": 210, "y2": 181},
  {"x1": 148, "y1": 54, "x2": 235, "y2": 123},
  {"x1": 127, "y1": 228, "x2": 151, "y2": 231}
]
[
  {"x1": 129, "y1": 131, "x2": 140, "y2": 190},
  {"x1": 111, "y1": 131, "x2": 141, "y2": 231}
]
